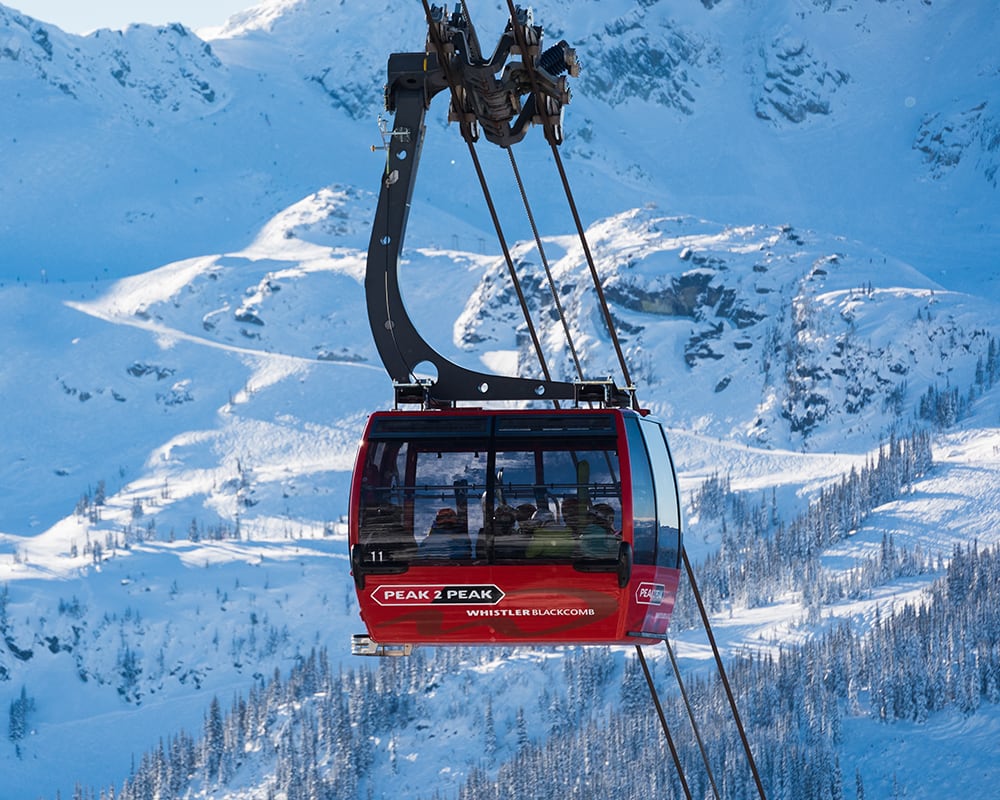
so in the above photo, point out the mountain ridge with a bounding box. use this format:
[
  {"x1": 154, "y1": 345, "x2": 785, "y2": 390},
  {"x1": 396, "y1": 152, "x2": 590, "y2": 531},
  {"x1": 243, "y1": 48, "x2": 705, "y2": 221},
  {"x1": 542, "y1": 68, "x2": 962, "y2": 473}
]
[
  {"x1": 2, "y1": 1, "x2": 1000, "y2": 797},
  {"x1": 2, "y1": 0, "x2": 997, "y2": 295}
]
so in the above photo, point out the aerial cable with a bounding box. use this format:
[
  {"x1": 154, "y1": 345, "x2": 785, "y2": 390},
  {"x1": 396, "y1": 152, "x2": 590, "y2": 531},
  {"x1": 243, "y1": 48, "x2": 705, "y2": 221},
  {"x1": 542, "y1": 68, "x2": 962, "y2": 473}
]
[
  {"x1": 502, "y1": 0, "x2": 638, "y2": 410},
  {"x1": 505, "y1": 145, "x2": 585, "y2": 381},
  {"x1": 683, "y1": 548, "x2": 769, "y2": 800},
  {"x1": 664, "y1": 637, "x2": 723, "y2": 800},
  {"x1": 635, "y1": 645, "x2": 693, "y2": 800},
  {"x1": 464, "y1": 139, "x2": 562, "y2": 403},
  {"x1": 549, "y1": 146, "x2": 637, "y2": 407}
]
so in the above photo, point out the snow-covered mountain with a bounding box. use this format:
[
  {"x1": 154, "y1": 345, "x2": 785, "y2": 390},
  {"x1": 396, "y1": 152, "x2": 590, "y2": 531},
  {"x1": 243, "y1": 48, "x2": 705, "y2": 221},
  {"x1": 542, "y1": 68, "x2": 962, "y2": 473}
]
[
  {"x1": 2, "y1": 0, "x2": 998, "y2": 294},
  {"x1": 2, "y1": 1, "x2": 1000, "y2": 798}
]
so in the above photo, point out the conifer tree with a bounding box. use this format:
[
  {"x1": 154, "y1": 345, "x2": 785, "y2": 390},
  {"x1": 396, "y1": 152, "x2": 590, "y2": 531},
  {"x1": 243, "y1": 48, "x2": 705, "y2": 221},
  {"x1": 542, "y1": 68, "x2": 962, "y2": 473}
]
[
  {"x1": 204, "y1": 696, "x2": 224, "y2": 781},
  {"x1": 8, "y1": 685, "x2": 34, "y2": 743}
]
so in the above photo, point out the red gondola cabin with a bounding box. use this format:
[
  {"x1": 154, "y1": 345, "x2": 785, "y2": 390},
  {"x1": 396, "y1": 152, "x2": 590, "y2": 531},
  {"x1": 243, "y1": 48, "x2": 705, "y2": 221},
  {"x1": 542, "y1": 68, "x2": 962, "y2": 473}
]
[{"x1": 349, "y1": 407, "x2": 682, "y2": 651}]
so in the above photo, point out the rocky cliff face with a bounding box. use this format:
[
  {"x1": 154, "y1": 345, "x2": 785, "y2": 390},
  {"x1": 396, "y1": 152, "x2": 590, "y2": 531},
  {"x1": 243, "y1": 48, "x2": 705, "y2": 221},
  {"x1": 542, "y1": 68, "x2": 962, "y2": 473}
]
[
  {"x1": 577, "y1": 14, "x2": 717, "y2": 115},
  {"x1": 457, "y1": 208, "x2": 995, "y2": 449},
  {"x1": 915, "y1": 101, "x2": 1000, "y2": 187},
  {"x1": 754, "y1": 34, "x2": 849, "y2": 124}
]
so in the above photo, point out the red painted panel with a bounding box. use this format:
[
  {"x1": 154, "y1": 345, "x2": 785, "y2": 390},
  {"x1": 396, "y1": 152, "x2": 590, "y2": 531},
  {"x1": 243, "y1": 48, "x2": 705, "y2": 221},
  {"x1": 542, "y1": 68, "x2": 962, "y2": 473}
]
[
  {"x1": 357, "y1": 563, "x2": 680, "y2": 646},
  {"x1": 349, "y1": 407, "x2": 682, "y2": 647}
]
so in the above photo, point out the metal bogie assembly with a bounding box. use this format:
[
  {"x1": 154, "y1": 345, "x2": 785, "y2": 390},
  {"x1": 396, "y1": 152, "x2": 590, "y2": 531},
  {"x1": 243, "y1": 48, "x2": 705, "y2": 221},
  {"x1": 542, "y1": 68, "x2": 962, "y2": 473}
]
[
  {"x1": 427, "y1": 3, "x2": 577, "y2": 147},
  {"x1": 366, "y1": 3, "x2": 590, "y2": 408},
  {"x1": 572, "y1": 378, "x2": 636, "y2": 409}
]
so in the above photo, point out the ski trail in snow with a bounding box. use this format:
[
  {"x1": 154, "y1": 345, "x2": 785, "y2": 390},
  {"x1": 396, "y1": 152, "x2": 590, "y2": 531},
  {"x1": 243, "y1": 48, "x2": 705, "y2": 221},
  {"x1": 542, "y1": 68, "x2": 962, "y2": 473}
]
[{"x1": 65, "y1": 297, "x2": 383, "y2": 374}]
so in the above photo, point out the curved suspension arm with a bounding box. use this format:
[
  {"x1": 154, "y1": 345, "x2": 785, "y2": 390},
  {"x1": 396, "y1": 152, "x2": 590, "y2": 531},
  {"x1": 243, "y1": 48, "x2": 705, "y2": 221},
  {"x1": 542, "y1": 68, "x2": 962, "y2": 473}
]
[{"x1": 366, "y1": 51, "x2": 580, "y2": 405}]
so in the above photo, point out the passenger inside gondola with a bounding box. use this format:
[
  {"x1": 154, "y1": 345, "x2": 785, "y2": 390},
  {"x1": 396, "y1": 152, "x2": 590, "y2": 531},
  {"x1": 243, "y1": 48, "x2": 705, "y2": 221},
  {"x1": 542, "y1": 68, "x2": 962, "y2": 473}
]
[
  {"x1": 490, "y1": 503, "x2": 539, "y2": 561},
  {"x1": 515, "y1": 503, "x2": 536, "y2": 527},
  {"x1": 490, "y1": 503, "x2": 519, "y2": 559},
  {"x1": 593, "y1": 503, "x2": 618, "y2": 534},
  {"x1": 419, "y1": 507, "x2": 472, "y2": 560},
  {"x1": 524, "y1": 503, "x2": 575, "y2": 559},
  {"x1": 566, "y1": 498, "x2": 620, "y2": 560}
]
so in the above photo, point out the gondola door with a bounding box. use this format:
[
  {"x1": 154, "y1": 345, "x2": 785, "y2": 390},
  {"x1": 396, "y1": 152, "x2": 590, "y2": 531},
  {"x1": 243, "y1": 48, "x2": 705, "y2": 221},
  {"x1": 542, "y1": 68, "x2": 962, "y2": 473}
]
[{"x1": 621, "y1": 414, "x2": 682, "y2": 639}]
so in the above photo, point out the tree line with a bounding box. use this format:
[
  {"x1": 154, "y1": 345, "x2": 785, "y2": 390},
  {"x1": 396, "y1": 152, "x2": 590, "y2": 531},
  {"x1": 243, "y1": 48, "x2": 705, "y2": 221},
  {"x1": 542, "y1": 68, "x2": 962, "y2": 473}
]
[
  {"x1": 76, "y1": 535, "x2": 1000, "y2": 799},
  {"x1": 675, "y1": 429, "x2": 934, "y2": 627}
]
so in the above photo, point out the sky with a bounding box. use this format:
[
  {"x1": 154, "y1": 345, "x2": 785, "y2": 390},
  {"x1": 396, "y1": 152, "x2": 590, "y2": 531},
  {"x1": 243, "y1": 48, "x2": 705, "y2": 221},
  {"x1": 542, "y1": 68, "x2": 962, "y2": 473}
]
[{"x1": 9, "y1": 0, "x2": 257, "y2": 34}]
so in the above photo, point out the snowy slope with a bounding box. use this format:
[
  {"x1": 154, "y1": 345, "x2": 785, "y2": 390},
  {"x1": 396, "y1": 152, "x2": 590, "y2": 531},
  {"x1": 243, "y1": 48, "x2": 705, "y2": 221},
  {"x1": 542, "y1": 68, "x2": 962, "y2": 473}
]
[
  {"x1": 1, "y1": 171, "x2": 999, "y2": 799},
  {"x1": 459, "y1": 209, "x2": 997, "y2": 452},
  {"x1": 2, "y1": 0, "x2": 997, "y2": 295},
  {"x1": 1, "y1": 0, "x2": 1000, "y2": 798}
]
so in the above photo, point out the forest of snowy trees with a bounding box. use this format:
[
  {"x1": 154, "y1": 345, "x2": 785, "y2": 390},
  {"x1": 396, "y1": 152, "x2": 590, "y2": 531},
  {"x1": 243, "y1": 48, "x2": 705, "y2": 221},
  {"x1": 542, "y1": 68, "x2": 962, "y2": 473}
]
[
  {"x1": 451, "y1": 539, "x2": 1000, "y2": 800},
  {"x1": 918, "y1": 334, "x2": 999, "y2": 428},
  {"x1": 72, "y1": 539, "x2": 1000, "y2": 800},
  {"x1": 67, "y1": 425, "x2": 1000, "y2": 800},
  {"x1": 676, "y1": 429, "x2": 935, "y2": 626}
]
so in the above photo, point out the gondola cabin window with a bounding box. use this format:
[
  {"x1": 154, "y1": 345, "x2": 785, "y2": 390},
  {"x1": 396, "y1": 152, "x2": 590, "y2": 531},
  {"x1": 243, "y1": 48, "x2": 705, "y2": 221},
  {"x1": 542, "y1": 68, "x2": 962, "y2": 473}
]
[
  {"x1": 640, "y1": 417, "x2": 682, "y2": 569},
  {"x1": 356, "y1": 412, "x2": 627, "y2": 569}
]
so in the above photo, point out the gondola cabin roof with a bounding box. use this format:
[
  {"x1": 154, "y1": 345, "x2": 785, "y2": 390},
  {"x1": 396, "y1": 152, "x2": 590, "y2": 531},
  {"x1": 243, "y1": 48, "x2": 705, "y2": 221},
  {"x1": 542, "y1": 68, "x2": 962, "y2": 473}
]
[{"x1": 349, "y1": 407, "x2": 682, "y2": 652}]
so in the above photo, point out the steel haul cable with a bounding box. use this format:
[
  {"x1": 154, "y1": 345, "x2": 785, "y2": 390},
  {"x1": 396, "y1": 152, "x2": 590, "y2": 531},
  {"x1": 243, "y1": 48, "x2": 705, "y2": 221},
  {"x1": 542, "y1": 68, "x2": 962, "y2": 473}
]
[
  {"x1": 505, "y1": 145, "x2": 585, "y2": 382},
  {"x1": 419, "y1": 3, "x2": 769, "y2": 798},
  {"x1": 500, "y1": 4, "x2": 770, "y2": 797}
]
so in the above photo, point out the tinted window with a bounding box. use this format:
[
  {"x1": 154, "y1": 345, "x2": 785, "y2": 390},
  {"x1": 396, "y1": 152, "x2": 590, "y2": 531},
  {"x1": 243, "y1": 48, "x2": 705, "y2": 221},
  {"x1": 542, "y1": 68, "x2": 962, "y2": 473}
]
[
  {"x1": 359, "y1": 438, "x2": 487, "y2": 564},
  {"x1": 358, "y1": 413, "x2": 624, "y2": 567},
  {"x1": 488, "y1": 445, "x2": 622, "y2": 562},
  {"x1": 624, "y1": 417, "x2": 657, "y2": 565},
  {"x1": 409, "y1": 448, "x2": 486, "y2": 562},
  {"x1": 640, "y1": 418, "x2": 682, "y2": 569}
]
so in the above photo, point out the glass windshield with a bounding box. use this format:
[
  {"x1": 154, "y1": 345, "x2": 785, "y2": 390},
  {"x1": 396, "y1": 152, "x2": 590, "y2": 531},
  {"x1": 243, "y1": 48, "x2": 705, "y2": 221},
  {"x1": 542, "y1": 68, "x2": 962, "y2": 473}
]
[
  {"x1": 640, "y1": 417, "x2": 682, "y2": 569},
  {"x1": 356, "y1": 414, "x2": 625, "y2": 568}
]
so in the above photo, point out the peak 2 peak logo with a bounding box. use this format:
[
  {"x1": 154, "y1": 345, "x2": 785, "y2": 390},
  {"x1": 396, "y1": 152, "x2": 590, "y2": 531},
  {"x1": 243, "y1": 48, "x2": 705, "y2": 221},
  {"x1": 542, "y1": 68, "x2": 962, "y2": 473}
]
[
  {"x1": 635, "y1": 582, "x2": 666, "y2": 606},
  {"x1": 372, "y1": 584, "x2": 505, "y2": 606}
]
